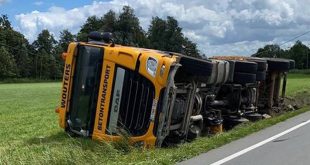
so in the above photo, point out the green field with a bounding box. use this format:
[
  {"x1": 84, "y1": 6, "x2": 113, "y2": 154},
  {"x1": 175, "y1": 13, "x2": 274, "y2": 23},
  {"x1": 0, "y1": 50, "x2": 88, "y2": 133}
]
[
  {"x1": 286, "y1": 73, "x2": 310, "y2": 96},
  {"x1": 0, "y1": 73, "x2": 309, "y2": 164}
]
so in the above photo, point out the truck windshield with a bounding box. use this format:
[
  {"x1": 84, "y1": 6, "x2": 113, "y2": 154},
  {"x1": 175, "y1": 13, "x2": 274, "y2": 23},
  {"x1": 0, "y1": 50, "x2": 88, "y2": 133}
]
[{"x1": 68, "y1": 45, "x2": 103, "y2": 135}]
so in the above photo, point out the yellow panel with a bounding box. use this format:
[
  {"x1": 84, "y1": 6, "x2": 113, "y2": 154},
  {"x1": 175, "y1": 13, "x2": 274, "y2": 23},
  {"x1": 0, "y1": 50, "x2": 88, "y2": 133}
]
[
  {"x1": 57, "y1": 42, "x2": 77, "y2": 129},
  {"x1": 92, "y1": 60, "x2": 115, "y2": 140},
  {"x1": 104, "y1": 46, "x2": 140, "y2": 71}
]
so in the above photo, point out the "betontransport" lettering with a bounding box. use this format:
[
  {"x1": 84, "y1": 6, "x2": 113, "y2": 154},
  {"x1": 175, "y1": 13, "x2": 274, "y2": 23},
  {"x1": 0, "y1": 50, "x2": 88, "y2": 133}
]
[{"x1": 97, "y1": 65, "x2": 111, "y2": 131}]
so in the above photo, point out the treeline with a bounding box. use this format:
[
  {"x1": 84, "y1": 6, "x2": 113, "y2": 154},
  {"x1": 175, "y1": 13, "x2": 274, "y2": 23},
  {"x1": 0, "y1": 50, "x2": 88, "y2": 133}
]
[
  {"x1": 1, "y1": 5, "x2": 309, "y2": 80},
  {"x1": 0, "y1": 6, "x2": 200, "y2": 80},
  {"x1": 253, "y1": 41, "x2": 310, "y2": 69},
  {"x1": 0, "y1": 15, "x2": 74, "y2": 80}
]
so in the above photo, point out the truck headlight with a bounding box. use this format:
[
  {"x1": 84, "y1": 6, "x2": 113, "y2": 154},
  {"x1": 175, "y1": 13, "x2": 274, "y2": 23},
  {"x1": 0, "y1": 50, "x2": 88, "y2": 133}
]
[
  {"x1": 160, "y1": 64, "x2": 165, "y2": 76},
  {"x1": 146, "y1": 57, "x2": 158, "y2": 77}
]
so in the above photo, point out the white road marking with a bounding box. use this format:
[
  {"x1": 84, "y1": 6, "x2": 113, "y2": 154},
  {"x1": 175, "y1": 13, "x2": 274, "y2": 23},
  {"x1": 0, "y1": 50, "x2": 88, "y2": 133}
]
[{"x1": 210, "y1": 119, "x2": 310, "y2": 165}]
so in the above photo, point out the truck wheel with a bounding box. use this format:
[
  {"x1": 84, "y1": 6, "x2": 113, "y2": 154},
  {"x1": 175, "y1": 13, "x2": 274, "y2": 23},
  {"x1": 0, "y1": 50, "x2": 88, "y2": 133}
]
[
  {"x1": 265, "y1": 58, "x2": 290, "y2": 72},
  {"x1": 256, "y1": 71, "x2": 266, "y2": 81},
  {"x1": 247, "y1": 58, "x2": 267, "y2": 71},
  {"x1": 289, "y1": 60, "x2": 295, "y2": 69},
  {"x1": 234, "y1": 61, "x2": 258, "y2": 74},
  {"x1": 233, "y1": 72, "x2": 256, "y2": 84},
  {"x1": 179, "y1": 56, "x2": 213, "y2": 77}
]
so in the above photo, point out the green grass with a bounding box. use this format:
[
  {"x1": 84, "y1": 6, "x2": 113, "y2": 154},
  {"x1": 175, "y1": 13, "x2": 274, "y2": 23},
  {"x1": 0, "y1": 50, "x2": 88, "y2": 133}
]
[
  {"x1": 286, "y1": 73, "x2": 310, "y2": 96},
  {"x1": 0, "y1": 73, "x2": 310, "y2": 164}
]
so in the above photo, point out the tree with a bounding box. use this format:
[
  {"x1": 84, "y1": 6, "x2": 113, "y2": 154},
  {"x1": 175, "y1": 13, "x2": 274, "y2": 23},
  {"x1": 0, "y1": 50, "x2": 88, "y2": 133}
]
[
  {"x1": 0, "y1": 14, "x2": 12, "y2": 30},
  {"x1": 77, "y1": 6, "x2": 149, "y2": 47},
  {"x1": 147, "y1": 17, "x2": 167, "y2": 50},
  {"x1": 252, "y1": 44, "x2": 283, "y2": 58},
  {"x1": 0, "y1": 16, "x2": 31, "y2": 78},
  {"x1": 165, "y1": 16, "x2": 184, "y2": 52},
  {"x1": 288, "y1": 41, "x2": 309, "y2": 69},
  {"x1": 33, "y1": 29, "x2": 56, "y2": 53},
  {"x1": 100, "y1": 10, "x2": 117, "y2": 33},
  {"x1": 77, "y1": 16, "x2": 102, "y2": 41},
  {"x1": 32, "y1": 30, "x2": 59, "y2": 79},
  {"x1": 182, "y1": 37, "x2": 200, "y2": 57},
  {"x1": 116, "y1": 6, "x2": 149, "y2": 47},
  {"x1": 15, "y1": 42, "x2": 32, "y2": 77},
  {"x1": 58, "y1": 29, "x2": 75, "y2": 52},
  {"x1": 147, "y1": 16, "x2": 200, "y2": 57},
  {"x1": 253, "y1": 41, "x2": 310, "y2": 69},
  {"x1": 0, "y1": 46, "x2": 16, "y2": 79},
  {"x1": 54, "y1": 29, "x2": 75, "y2": 78}
]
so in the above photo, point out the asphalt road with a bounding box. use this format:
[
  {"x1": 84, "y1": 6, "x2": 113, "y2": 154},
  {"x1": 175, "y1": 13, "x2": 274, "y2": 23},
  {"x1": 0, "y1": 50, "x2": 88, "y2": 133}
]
[{"x1": 179, "y1": 110, "x2": 310, "y2": 165}]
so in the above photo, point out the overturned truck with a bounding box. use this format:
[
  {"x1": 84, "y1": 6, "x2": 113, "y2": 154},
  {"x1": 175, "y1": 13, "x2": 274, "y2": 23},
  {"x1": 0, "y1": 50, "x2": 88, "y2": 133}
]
[{"x1": 55, "y1": 32, "x2": 294, "y2": 147}]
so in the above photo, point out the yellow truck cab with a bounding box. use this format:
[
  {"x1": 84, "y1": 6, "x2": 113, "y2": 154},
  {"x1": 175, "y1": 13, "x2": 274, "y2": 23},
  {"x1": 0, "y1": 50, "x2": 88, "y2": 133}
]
[{"x1": 56, "y1": 32, "x2": 219, "y2": 147}]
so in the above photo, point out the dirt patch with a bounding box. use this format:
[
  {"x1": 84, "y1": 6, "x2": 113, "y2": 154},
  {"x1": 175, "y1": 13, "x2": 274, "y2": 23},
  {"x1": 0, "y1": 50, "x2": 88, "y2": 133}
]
[{"x1": 285, "y1": 90, "x2": 310, "y2": 110}]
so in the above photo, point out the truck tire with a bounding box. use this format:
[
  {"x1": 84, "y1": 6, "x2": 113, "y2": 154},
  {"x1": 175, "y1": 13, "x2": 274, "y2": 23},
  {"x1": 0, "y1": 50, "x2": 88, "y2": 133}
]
[
  {"x1": 256, "y1": 71, "x2": 266, "y2": 81},
  {"x1": 289, "y1": 60, "x2": 295, "y2": 69},
  {"x1": 265, "y1": 58, "x2": 290, "y2": 72},
  {"x1": 247, "y1": 58, "x2": 267, "y2": 71},
  {"x1": 233, "y1": 72, "x2": 256, "y2": 84},
  {"x1": 234, "y1": 61, "x2": 258, "y2": 74},
  {"x1": 207, "y1": 60, "x2": 230, "y2": 84},
  {"x1": 179, "y1": 56, "x2": 213, "y2": 77}
]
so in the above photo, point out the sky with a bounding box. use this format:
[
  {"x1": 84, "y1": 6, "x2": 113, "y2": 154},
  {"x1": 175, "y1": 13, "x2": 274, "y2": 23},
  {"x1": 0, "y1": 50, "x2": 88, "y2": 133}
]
[{"x1": 1, "y1": 0, "x2": 310, "y2": 56}]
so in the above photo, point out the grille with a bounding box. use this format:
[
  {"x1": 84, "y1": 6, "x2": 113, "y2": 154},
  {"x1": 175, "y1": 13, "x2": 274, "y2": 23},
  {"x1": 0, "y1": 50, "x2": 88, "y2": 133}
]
[{"x1": 115, "y1": 68, "x2": 155, "y2": 136}]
